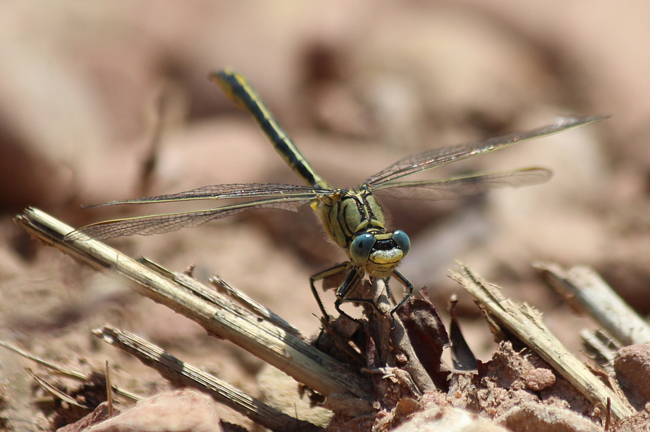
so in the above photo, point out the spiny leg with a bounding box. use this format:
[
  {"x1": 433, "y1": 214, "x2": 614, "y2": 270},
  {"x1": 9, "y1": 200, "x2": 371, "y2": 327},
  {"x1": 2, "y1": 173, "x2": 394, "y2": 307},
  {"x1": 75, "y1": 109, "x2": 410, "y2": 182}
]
[
  {"x1": 389, "y1": 269, "x2": 414, "y2": 316},
  {"x1": 310, "y1": 262, "x2": 352, "y2": 320},
  {"x1": 333, "y1": 270, "x2": 382, "y2": 322},
  {"x1": 312, "y1": 262, "x2": 406, "y2": 322},
  {"x1": 384, "y1": 278, "x2": 397, "y2": 305}
]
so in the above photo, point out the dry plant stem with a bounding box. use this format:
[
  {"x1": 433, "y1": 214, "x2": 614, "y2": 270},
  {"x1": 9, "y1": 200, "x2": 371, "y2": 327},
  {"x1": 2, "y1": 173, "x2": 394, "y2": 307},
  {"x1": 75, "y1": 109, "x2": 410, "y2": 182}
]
[
  {"x1": 105, "y1": 361, "x2": 114, "y2": 417},
  {"x1": 15, "y1": 207, "x2": 371, "y2": 400},
  {"x1": 535, "y1": 262, "x2": 650, "y2": 345},
  {"x1": 210, "y1": 275, "x2": 305, "y2": 340},
  {"x1": 374, "y1": 280, "x2": 436, "y2": 393},
  {"x1": 449, "y1": 263, "x2": 635, "y2": 421},
  {"x1": 26, "y1": 369, "x2": 91, "y2": 409},
  {"x1": 141, "y1": 259, "x2": 306, "y2": 339},
  {"x1": 389, "y1": 319, "x2": 435, "y2": 393},
  {"x1": 580, "y1": 329, "x2": 619, "y2": 368},
  {"x1": 93, "y1": 325, "x2": 323, "y2": 432},
  {"x1": 0, "y1": 339, "x2": 140, "y2": 402},
  {"x1": 372, "y1": 281, "x2": 395, "y2": 367},
  {"x1": 0, "y1": 339, "x2": 86, "y2": 380}
]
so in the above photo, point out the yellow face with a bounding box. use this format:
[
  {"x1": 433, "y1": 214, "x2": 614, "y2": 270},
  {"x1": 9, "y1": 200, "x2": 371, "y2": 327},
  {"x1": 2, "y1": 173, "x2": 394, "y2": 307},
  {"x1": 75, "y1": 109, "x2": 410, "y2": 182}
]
[{"x1": 364, "y1": 247, "x2": 404, "y2": 278}]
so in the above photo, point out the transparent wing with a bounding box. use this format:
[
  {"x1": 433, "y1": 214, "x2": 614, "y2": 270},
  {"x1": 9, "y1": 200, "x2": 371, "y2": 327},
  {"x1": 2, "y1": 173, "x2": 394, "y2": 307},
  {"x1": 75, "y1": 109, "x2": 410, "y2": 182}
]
[
  {"x1": 364, "y1": 116, "x2": 606, "y2": 186},
  {"x1": 66, "y1": 196, "x2": 317, "y2": 240},
  {"x1": 371, "y1": 168, "x2": 552, "y2": 200},
  {"x1": 81, "y1": 183, "x2": 328, "y2": 208}
]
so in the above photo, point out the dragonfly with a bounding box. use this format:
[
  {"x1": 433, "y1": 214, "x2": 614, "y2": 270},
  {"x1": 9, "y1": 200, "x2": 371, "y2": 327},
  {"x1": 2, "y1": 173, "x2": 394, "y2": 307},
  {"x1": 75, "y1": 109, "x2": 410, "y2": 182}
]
[{"x1": 67, "y1": 68, "x2": 605, "y2": 321}]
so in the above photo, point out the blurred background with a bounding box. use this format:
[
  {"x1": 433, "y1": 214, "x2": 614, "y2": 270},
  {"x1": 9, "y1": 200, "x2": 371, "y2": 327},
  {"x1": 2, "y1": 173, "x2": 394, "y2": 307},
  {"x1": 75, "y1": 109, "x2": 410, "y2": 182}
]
[{"x1": 1, "y1": 0, "x2": 650, "y2": 428}]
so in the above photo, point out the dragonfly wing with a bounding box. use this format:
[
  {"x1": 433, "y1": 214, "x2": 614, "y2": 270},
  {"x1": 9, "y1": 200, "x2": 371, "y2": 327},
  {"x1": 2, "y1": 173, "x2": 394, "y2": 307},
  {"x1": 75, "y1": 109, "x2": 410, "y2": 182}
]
[
  {"x1": 81, "y1": 183, "x2": 328, "y2": 208},
  {"x1": 66, "y1": 197, "x2": 316, "y2": 240},
  {"x1": 364, "y1": 116, "x2": 606, "y2": 186},
  {"x1": 372, "y1": 168, "x2": 552, "y2": 200}
]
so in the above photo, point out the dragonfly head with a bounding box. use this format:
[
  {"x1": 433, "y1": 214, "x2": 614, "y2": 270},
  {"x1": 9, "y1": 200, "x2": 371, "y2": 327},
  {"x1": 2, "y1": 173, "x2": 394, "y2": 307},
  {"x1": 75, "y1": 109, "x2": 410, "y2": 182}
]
[{"x1": 349, "y1": 230, "x2": 410, "y2": 278}]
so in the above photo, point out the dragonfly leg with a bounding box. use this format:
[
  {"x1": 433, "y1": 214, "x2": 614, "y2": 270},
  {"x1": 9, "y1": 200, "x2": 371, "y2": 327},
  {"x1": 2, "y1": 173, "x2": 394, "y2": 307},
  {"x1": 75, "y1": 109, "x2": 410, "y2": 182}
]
[
  {"x1": 310, "y1": 262, "x2": 352, "y2": 320},
  {"x1": 333, "y1": 270, "x2": 382, "y2": 322},
  {"x1": 311, "y1": 262, "x2": 389, "y2": 322},
  {"x1": 389, "y1": 269, "x2": 414, "y2": 316},
  {"x1": 384, "y1": 278, "x2": 397, "y2": 305}
]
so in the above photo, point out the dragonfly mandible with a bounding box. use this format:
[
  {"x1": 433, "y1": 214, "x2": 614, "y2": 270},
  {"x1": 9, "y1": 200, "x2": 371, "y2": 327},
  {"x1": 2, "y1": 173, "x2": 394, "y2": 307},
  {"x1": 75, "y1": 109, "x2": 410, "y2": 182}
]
[{"x1": 67, "y1": 68, "x2": 605, "y2": 321}]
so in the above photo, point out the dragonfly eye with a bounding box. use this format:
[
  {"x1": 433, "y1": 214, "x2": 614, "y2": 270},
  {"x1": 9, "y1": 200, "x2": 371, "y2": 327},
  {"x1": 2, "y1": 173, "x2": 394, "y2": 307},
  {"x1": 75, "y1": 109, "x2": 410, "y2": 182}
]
[
  {"x1": 392, "y1": 230, "x2": 410, "y2": 257},
  {"x1": 350, "y1": 233, "x2": 376, "y2": 263}
]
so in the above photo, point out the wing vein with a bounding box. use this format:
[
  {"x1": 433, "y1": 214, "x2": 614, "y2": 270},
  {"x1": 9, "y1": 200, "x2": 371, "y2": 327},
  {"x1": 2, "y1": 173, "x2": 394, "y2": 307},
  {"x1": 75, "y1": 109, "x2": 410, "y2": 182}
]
[
  {"x1": 364, "y1": 116, "x2": 606, "y2": 186},
  {"x1": 67, "y1": 196, "x2": 316, "y2": 240}
]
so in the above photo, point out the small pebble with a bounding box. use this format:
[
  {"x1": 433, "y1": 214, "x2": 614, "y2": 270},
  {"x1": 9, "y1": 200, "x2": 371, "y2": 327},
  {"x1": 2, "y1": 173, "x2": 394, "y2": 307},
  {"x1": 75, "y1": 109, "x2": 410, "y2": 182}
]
[{"x1": 526, "y1": 368, "x2": 556, "y2": 391}]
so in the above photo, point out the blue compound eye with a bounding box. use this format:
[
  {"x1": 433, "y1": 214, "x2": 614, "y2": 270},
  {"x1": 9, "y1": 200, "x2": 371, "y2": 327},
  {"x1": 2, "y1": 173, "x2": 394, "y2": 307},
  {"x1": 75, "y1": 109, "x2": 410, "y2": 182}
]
[
  {"x1": 392, "y1": 230, "x2": 410, "y2": 257},
  {"x1": 350, "y1": 233, "x2": 376, "y2": 263}
]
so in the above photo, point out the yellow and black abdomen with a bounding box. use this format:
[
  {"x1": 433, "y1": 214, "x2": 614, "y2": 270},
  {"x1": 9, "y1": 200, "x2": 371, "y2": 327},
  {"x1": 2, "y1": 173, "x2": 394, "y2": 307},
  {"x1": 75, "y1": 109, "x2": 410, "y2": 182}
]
[{"x1": 212, "y1": 69, "x2": 330, "y2": 190}]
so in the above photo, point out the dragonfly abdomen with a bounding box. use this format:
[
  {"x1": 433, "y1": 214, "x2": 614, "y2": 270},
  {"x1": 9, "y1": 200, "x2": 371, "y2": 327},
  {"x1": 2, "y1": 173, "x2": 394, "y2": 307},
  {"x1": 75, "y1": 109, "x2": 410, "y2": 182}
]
[{"x1": 212, "y1": 69, "x2": 330, "y2": 190}]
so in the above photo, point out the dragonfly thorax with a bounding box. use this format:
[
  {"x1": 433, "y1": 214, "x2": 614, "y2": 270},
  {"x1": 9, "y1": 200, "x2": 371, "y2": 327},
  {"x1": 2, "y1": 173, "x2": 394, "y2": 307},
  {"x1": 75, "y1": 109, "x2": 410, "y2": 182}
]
[
  {"x1": 312, "y1": 188, "x2": 410, "y2": 276},
  {"x1": 314, "y1": 189, "x2": 387, "y2": 249}
]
